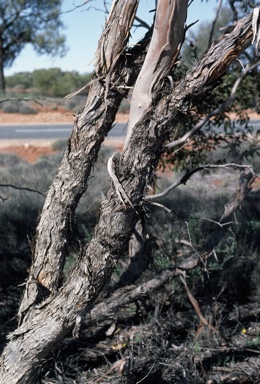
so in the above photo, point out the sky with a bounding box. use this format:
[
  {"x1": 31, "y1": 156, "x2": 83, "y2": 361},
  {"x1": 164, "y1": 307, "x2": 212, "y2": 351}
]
[{"x1": 5, "y1": 0, "x2": 217, "y2": 76}]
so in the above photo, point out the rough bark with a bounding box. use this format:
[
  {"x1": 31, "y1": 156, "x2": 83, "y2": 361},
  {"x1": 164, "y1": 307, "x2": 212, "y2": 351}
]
[
  {"x1": 18, "y1": 0, "x2": 143, "y2": 322},
  {"x1": 0, "y1": 2, "x2": 257, "y2": 383}
]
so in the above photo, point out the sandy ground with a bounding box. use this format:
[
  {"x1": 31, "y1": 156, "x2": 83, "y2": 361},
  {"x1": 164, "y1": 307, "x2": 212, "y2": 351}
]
[{"x1": 0, "y1": 110, "x2": 129, "y2": 125}]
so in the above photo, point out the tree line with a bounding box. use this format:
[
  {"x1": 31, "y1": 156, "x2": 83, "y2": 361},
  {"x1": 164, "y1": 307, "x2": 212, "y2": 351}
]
[{"x1": 5, "y1": 69, "x2": 91, "y2": 97}]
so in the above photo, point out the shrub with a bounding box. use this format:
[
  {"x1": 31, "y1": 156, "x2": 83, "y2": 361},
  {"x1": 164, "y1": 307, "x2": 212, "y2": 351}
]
[
  {"x1": 51, "y1": 140, "x2": 67, "y2": 152},
  {"x1": 1, "y1": 102, "x2": 19, "y2": 113},
  {"x1": 118, "y1": 98, "x2": 130, "y2": 114},
  {"x1": 19, "y1": 104, "x2": 38, "y2": 114}
]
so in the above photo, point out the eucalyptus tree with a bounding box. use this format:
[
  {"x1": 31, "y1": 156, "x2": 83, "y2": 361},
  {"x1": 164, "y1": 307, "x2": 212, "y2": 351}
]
[{"x1": 0, "y1": 1, "x2": 259, "y2": 382}]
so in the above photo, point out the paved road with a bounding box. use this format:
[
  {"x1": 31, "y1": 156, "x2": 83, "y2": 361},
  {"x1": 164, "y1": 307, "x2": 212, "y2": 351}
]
[
  {"x1": 0, "y1": 122, "x2": 127, "y2": 140},
  {"x1": 0, "y1": 120, "x2": 259, "y2": 140}
]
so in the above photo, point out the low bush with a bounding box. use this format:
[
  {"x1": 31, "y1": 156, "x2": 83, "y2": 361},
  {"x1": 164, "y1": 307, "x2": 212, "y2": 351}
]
[
  {"x1": 1, "y1": 102, "x2": 19, "y2": 113},
  {"x1": 51, "y1": 139, "x2": 67, "y2": 152},
  {"x1": 18, "y1": 103, "x2": 38, "y2": 114}
]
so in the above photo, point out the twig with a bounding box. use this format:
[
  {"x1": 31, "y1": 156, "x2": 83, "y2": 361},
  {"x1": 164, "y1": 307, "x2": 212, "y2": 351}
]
[
  {"x1": 136, "y1": 362, "x2": 156, "y2": 383},
  {"x1": 134, "y1": 15, "x2": 150, "y2": 30},
  {"x1": 207, "y1": 0, "x2": 223, "y2": 51},
  {"x1": 91, "y1": 358, "x2": 126, "y2": 383},
  {"x1": 43, "y1": 113, "x2": 75, "y2": 123},
  {"x1": 143, "y1": 200, "x2": 172, "y2": 213},
  {"x1": 0, "y1": 184, "x2": 45, "y2": 197},
  {"x1": 56, "y1": 76, "x2": 104, "y2": 107},
  {"x1": 0, "y1": 194, "x2": 8, "y2": 202}
]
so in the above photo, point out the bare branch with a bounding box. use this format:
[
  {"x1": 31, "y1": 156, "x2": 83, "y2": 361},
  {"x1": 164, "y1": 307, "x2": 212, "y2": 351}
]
[
  {"x1": 207, "y1": 0, "x2": 223, "y2": 51},
  {"x1": 144, "y1": 163, "x2": 257, "y2": 202},
  {"x1": 60, "y1": 1, "x2": 95, "y2": 15},
  {"x1": 89, "y1": 269, "x2": 177, "y2": 324},
  {"x1": 0, "y1": 194, "x2": 8, "y2": 202},
  {"x1": 134, "y1": 15, "x2": 150, "y2": 30},
  {"x1": 228, "y1": 0, "x2": 238, "y2": 22},
  {"x1": 0, "y1": 184, "x2": 46, "y2": 197}
]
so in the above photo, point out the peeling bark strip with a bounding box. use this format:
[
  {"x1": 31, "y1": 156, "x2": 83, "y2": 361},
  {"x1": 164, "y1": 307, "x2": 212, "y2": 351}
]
[
  {"x1": 0, "y1": 4, "x2": 258, "y2": 384},
  {"x1": 125, "y1": 0, "x2": 188, "y2": 146},
  {"x1": 18, "y1": 0, "x2": 141, "y2": 321}
]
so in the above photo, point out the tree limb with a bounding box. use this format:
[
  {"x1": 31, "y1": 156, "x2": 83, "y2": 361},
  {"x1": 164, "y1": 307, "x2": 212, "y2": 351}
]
[
  {"x1": 0, "y1": 184, "x2": 45, "y2": 197},
  {"x1": 144, "y1": 163, "x2": 257, "y2": 202},
  {"x1": 166, "y1": 61, "x2": 260, "y2": 150}
]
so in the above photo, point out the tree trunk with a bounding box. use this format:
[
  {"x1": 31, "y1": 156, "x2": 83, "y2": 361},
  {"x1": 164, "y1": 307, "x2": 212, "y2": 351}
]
[
  {"x1": 0, "y1": 1, "x2": 257, "y2": 382},
  {"x1": 18, "y1": 0, "x2": 143, "y2": 322}
]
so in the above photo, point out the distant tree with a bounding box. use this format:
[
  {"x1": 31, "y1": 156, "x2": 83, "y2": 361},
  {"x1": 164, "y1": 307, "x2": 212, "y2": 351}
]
[{"x1": 0, "y1": 0, "x2": 66, "y2": 92}]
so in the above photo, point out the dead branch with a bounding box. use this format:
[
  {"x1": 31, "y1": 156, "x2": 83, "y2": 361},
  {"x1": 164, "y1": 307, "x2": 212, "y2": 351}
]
[
  {"x1": 144, "y1": 163, "x2": 257, "y2": 202},
  {"x1": 134, "y1": 15, "x2": 151, "y2": 30},
  {"x1": 0, "y1": 184, "x2": 46, "y2": 197},
  {"x1": 207, "y1": 0, "x2": 223, "y2": 51},
  {"x1": 177, "y1": 270, "x2": 218, "y2": 340}
]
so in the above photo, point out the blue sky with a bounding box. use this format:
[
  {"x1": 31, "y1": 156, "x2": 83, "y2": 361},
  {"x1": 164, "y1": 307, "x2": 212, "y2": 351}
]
[{"x1": 5, "y1": 0, "x2": 217, "y2": 76}]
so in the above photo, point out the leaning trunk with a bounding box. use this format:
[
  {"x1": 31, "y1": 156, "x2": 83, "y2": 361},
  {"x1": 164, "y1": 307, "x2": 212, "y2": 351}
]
[{"x1": 0, "y1": 1, "x2": 257, "y2": 383}]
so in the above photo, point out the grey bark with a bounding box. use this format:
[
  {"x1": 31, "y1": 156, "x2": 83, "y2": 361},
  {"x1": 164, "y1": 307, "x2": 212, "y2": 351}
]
[
  {"x1": 0, "y1": 1, "x2": 257, "y2": 382},
  {"x1": 18, "y1": 0, "x2": 143, "y2": 322}
]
